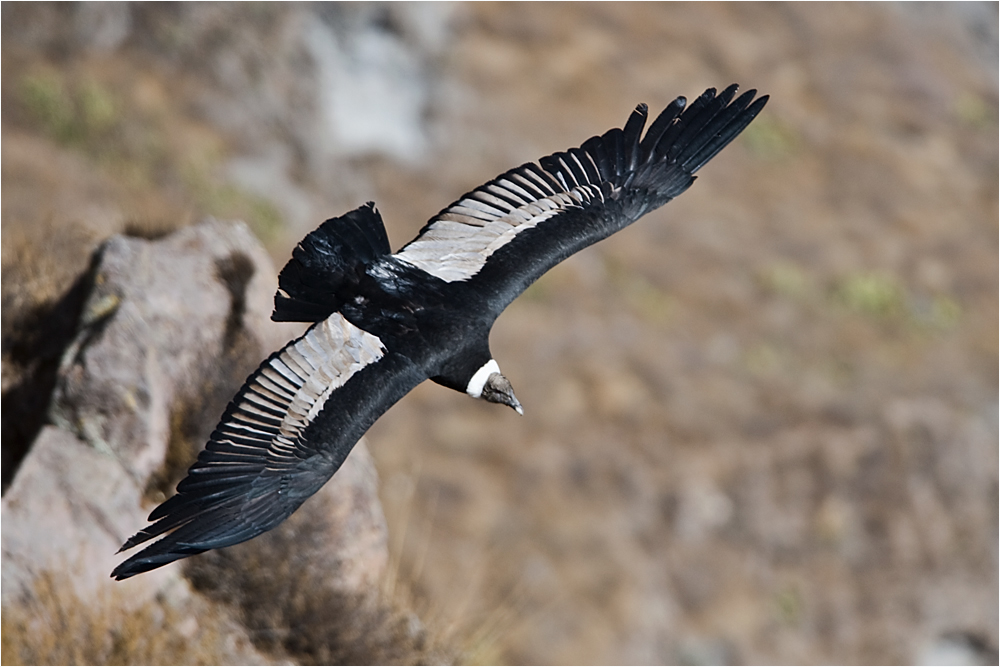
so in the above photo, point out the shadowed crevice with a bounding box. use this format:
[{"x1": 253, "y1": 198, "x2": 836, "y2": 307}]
[{"x1": 1, "y1": 254, "x2": 98, "y2": 492}]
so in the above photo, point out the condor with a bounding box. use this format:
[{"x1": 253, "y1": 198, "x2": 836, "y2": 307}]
[{"x1": 113, "y1": 84, "x2": 767, "y2": 579}]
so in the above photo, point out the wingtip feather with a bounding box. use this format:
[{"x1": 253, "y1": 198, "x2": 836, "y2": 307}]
[{"x1": 622, "y1": 103, "x2": 649, "y2": 172}]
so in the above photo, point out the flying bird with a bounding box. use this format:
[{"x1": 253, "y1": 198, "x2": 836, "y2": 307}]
[{"x1": 112, "y1": 84, "x2": 767, "y2": 580}]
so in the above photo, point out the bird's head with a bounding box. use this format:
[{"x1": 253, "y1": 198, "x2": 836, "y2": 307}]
[
  {"x1": 466, "y1": 359, "x2": 523, "y2": 415},
  {"x1": 481, "y1": 371, "x2": 523, "y2": 415}
]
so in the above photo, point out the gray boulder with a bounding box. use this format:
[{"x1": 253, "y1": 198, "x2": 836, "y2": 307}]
[
  {"x1": 2, "y1": 219, "x2": 389, "y2": 610},
  {"x1": 1, "y1": 425, "x2": 181, "y2": 604},
  {"x1": 48, "y1": 219, "x2": 299, "y2": 482}
]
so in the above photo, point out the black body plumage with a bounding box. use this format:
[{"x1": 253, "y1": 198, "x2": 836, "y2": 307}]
[{"x1": 112, "y1": 85, "x2": 767, "y2": 580}]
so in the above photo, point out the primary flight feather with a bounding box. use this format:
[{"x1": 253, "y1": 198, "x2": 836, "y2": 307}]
[{"x1": 112, "y1": 84, "x2": 767, "y2": 580}]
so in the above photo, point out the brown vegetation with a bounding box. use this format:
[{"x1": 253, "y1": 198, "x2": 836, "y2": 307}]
[
  {"x1": 185, "y1": 500, "x2": 452, "y2": 666},
  {"x1": 1, "y1": 570, "x2": 260, "y2": 666}
]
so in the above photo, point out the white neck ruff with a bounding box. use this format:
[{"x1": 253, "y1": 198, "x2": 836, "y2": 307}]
[{"x1": 466, "y1": 359, "x2": 500, "y2": 397}]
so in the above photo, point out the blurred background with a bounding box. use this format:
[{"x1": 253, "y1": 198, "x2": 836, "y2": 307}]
[{"x1": 2, "y1": 2, "x2": 997, "y2": 664}]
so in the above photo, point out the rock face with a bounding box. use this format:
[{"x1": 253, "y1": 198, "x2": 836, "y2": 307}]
[
  {"x1": 2, "y1": 220, "x2": 389, "y2": 608},
  {"x1": 1, "y1": 425, "x2": 181, "y2": 604},
  {"x1": 48, "y1": 219, "x2": 297, "y2": 481}
]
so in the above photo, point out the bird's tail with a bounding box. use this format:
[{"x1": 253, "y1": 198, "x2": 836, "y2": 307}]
[{"x1": 272, "y1": 202, "x2": 391, "y2": 322}]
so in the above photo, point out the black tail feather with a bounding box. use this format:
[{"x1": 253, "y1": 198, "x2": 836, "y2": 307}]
[{"x1": 272, "y1": 202, "x2": 390, "y2": 322}]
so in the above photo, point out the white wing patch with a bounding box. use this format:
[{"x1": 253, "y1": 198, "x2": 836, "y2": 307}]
[
  {"x1": 395, "y1": 165, "x2": 607, "y2": 283},
  {"x1": 214, "y1": 312, "x2": 385, "y2": 463}
]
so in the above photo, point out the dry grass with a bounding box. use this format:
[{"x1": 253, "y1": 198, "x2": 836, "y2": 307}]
[
  {"x1": 0, "y1": 571, "x2": 261, "y2": 666},
  {"x1": 184, "y1": 499, "x2": 455, "y2": 666}
]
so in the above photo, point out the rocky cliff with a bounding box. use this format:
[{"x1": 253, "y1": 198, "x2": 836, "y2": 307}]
[{"x1": 2, "y1": 221, "x2": 434, "y2": 664}]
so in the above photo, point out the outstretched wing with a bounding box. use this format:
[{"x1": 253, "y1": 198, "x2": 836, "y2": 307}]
[
  {"x1": 112, "y1": 312, "x2": 426, "y2": 580},
  {"x1": 393, "y1": 84, "x2": 767, "y2": 314}
]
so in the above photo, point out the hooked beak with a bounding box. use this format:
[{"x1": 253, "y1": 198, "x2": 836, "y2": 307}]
[{"x1": 482, "y1": 372, "x2": 523, "y2": 415}]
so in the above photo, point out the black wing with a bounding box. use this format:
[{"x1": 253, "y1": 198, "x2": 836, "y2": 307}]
[
  {"x1": 392, "y1": 85, "x2": 767, "y2": 315},
  {"x1": 112, "y1": 313, "x2": 426, "y2": 580}
]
